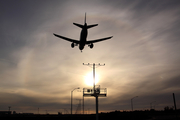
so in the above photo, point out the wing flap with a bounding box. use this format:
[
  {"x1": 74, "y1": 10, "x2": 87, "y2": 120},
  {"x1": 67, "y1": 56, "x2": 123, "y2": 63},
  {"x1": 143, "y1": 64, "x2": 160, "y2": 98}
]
[{"x1": 53, "y1": 33, "x2": 80, "y2": 44}]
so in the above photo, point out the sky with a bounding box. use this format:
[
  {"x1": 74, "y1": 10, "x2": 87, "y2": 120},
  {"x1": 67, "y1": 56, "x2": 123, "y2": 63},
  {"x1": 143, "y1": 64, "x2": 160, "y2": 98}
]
[{"x1": 0, "y1": 0, "x2": 180, "y2": 114}]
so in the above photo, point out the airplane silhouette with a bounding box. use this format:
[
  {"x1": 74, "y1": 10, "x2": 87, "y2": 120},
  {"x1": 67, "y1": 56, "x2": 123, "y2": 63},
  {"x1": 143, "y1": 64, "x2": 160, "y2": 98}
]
[{"x1": 53, "y1": 13, "x2": 113, "y2": 52}]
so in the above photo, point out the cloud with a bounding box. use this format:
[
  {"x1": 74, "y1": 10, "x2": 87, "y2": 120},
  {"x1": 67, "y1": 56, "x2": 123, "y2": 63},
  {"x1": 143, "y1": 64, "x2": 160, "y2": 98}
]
[{"x1": 0, "y1": 0, "x2": 180, "y2": 113}]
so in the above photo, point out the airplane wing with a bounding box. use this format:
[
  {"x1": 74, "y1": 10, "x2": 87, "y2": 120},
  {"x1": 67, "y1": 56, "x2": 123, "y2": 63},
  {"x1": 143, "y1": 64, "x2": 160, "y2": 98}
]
[
  {"x1": 86, "y1": 36, "x2": 113, "y2": 44},
  {"x1": 53, "y1": 33, "x2": 80, "y2": 44}
]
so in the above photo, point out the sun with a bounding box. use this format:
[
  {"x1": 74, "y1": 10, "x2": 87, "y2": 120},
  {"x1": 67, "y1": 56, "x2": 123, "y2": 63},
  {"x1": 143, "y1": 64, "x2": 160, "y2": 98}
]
[{"x1": 84, "y1": 72, "x2": 99, "y2": 86}]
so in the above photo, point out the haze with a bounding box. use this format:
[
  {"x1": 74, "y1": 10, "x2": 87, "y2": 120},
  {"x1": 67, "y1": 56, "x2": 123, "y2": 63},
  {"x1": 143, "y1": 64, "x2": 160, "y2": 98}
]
[{"x1": 0, "y1": 0, "x2": 180, "y2": 114}]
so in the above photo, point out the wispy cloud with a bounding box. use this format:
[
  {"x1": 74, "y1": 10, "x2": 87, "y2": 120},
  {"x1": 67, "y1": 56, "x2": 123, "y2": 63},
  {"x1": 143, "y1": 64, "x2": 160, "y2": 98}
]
[{"x1": 0, "y1": 0, "x2": 180, "y2": 113}]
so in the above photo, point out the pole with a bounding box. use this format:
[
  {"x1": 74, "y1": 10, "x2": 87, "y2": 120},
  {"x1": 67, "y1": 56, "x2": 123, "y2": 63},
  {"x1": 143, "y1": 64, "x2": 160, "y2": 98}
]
[
  {"x1": 71, "y1": 87, "x2": 80, "y2": 115},
  {"x1": 96, "y1": 96, "x2": 98, "y2": 120},
  {"x1": 173, "y1": 93, "x2": 177, "y2": 111},
  {"x1": 83, "y1": 95, "x2": 84, "y2": 114},
  {"x1": 150, "y1": 101, "x2": 156, "y2": 110},
  {"x1": 131, "y1": 96, "x2": 138, "y2": 111},
  {"x1": 93, "y1": 63, "x2": 98, "y2": 120},
  {"x1": 8, "y1": 106, "x2": 11, "y2": 111},
  {"x1": 83, "y1": 63, "x2": 105, "y2": 120},
  {"x1": 71, "y1": 91, "x2": 73, "y2": 115},
  {"x1": 173, "y1": 93, "x2": 177, "y2": 120},
  {"x1": 93, "y1": 63, "x2": 95, "y2": 91},
  {"x1": 131, "y1": 99, "x2": 133, "y2": 111}
]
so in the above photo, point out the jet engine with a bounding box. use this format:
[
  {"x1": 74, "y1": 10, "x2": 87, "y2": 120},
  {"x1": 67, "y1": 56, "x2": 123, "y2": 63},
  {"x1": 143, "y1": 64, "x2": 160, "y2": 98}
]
[
  {"x1": 89, "y1": 43, "x2": 94, "y2": 49},
  {"x1": 71, "y1": 43, "x2": 74, "y2": 48}
]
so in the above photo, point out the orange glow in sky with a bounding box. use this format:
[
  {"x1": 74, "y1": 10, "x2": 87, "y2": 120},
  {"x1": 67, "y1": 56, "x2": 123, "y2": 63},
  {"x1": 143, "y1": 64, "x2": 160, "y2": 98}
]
[
  {"x1": 1, "y1": 0, "x2": 180, "y2": 114},
  {"x1": 84, "y1": 72, "x2": 99, "y2": 86}
]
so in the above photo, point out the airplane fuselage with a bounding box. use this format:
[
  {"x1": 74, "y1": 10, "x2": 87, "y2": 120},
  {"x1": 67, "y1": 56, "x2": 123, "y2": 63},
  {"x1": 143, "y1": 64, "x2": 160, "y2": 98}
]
[{"x1": 79, "y1": 23, "x2": 88, "y2": 50}]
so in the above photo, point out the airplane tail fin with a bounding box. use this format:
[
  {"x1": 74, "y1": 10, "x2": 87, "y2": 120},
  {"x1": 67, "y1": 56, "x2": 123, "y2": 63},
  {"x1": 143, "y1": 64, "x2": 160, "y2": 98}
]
[
  {"x1": 85, "y1": 13, "x2": 98, "y2": 29},
  {"x1": 73, "y1": 13, "x2": 86, "y2": 29},
  {"x1": 85, "y1": 13, "x2": 86, "y2": 24},
  {"x1": 73, "y1": 13, "x2": 98, "y2": 29}
]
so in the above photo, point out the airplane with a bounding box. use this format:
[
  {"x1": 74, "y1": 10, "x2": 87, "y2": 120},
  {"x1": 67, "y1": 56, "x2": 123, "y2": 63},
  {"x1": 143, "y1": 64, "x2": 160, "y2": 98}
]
[{"x1": 53, "y1": 13, "x2": 113, "y2": 52}]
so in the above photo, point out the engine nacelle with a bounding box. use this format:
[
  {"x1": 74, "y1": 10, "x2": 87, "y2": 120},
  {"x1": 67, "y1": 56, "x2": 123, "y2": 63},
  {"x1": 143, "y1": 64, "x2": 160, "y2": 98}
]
[
  {"x1": 71, "y1": 43, "x2": 74, "y2": 48},
  {"x1": 89, "y1": 43, "x2": 94, "y2": 49}
]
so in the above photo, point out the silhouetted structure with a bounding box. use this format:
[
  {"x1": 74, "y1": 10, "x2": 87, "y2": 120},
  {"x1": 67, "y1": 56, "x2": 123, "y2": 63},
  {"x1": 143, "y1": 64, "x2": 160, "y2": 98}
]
[
  {"x1": 83, "y1": 63, "x2": 107, "y2": 120},
  {"x1": 71, "y1": 87, "x2": 80, "y2": 115},
  {"x1": 0, "y1": 110, "x2": 179, "y2": 120},
  {"x1": 150, "y1": 101, "x2": 156, "y2": 110},
  {"x1": 131, "y1": 96, "x2": 138, "y2": 111},
  {"x1": 0, "y1": 111, "x2": 11, "y2": 115},
  {"x1": 75, "y1": 99, "x2": 82, "y2": 114},
  {"x1": 173, "y1": 93, "x2": 178, "y2": 120},
  {"x1": 53, "y1": 13, "x2": 113, "y2": 52}
]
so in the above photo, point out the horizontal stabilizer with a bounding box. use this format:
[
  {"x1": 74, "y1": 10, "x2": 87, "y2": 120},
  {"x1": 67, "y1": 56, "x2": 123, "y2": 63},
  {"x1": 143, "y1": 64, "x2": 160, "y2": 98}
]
[
  {"x1": 87, "y1": 24, "x2": 98, "y2": 29},
  {"x1": 73, "y1": 23, "x2": 83, "y2": 28}
]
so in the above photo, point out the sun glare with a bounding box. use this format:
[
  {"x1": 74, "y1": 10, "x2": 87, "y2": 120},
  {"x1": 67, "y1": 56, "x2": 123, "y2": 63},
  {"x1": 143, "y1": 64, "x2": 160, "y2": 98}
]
[{"x1": 84, "y1": 72, "x2": 99, "y2": 86}]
